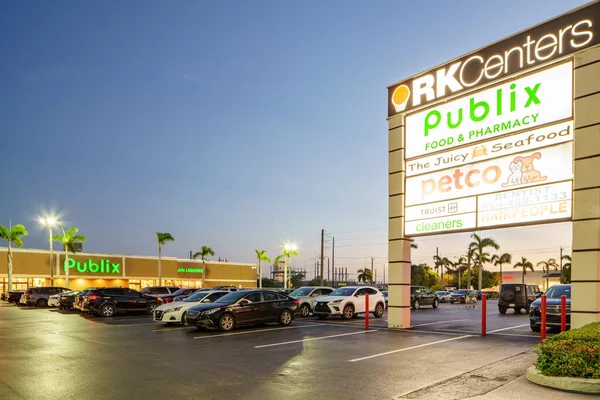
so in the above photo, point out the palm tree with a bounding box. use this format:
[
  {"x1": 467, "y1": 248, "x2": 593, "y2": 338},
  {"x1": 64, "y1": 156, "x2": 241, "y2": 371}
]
[
  {"x1": 469, "y1": 233, "x2": 500, "y2": 291},
  {"x1": 465, "y1": 247, "x2": 475, "y2": 289},
  {"x1": 357, "y1": 268, "x2": 373, "y2": 283},
  {"x1": 281, "y1": 245, "x2": 299, "y2": 288},
  {"x1": 155, "y1": 232, "x2": 174, "y2": 286},
  {"x1": 255, "y1": 249, "x2": 271, "y2": 288},
  {"x1": 513, "y1": 257, "x2": 534, "y2": 283},
  {"x1": 193, "y1": 246, "x2": 215, "y2": 287},
  {"x1": 53, "y1": 227, "x2": 87, "y2": 289},
  {"x1": 433, "y1": 255, "x2": 451, "y2": 288},
  {"x1": 561, "y1": 254, "x2": 572, "y2": 284},
  {"x1": 537, "y1": 258, "x2": 559, "y2": 290},
  {"x1": 290, "y1": 272, "x2": 305, "y2": 288},
  {"x1": 491, "y1": 253, "x2": 512, "y2": 286},
  {"x1": 0, "y1": 224, "x2": 28, "y2": 292}
]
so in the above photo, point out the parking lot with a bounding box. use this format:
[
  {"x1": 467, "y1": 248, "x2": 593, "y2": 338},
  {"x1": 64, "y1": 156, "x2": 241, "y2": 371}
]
[{"x1": 0, "y1": 298, "x2": 557, "y2": 400}]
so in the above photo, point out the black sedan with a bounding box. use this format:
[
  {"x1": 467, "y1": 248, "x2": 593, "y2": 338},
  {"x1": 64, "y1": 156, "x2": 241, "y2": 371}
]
[
  {"x1": 450, "y1": 289, "x2": 477, "y2": 304},
  {"x1": 529, "y1": 284, "x2": 571, "y2": 332},
  {"x1": 185, "y1": 289, "x2": 299, "y2": 331}
]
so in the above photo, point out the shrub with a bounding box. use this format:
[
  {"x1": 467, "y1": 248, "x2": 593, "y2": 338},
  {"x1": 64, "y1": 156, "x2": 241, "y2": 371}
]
[{"x1": 534, "y1": 322, "x2": 600, "y2": 379}]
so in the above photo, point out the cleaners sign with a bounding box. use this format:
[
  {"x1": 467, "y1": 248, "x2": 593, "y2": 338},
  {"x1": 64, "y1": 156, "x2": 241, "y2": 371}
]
[{"x1": 405, "y1": 61, "x2": 572, "y2": 159}]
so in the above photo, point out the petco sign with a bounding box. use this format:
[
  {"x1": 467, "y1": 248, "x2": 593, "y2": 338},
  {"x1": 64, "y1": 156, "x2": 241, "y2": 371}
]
[
  {"x1": 405, "y1": 143, "x2": 572, "y2": 206},
  {"x1": 387, "y1": 1, "x2": 600, "y2": 116},
  {"x1": 404, "y1": 62, "x2": 572, "y2": 159}
]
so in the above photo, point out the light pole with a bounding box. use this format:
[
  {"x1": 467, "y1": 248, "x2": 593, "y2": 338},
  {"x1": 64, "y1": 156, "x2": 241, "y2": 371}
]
[
  {"x1": 283, "y1": 242, "x2": 297, "y2": 289},
  {"x1": 39, "y1": 217, "x2": 59, "y2": 286}
]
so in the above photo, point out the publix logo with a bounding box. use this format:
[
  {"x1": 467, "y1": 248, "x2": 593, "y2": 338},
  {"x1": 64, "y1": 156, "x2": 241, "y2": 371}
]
[{"x1": 64, "y1": 257, "x2": 121, "y2": 274}]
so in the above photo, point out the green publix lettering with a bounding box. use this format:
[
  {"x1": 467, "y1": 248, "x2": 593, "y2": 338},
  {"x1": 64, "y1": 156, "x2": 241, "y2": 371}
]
[
  {"x1": 64, "y1": 258, "x2": 121, "y2": 274},
  {"x1": 424, "y1": 82, "x2": 541, "y2": 137}
]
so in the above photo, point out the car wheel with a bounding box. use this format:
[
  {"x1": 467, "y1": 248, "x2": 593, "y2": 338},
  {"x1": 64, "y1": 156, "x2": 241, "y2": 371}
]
[
  {"x1": 299, "y1": 304, "x2": 311, "y2": 317},
  {"x1": 499, "y1": 307, "x2": 507, "y2": 314},
  {"x1": 341, "y1": 304, "x2": 354, "y2": 320},
  {"x1": 373, "y1": 302, "x2": 384, "y2": 318},
  {"x1": 218, "y1": 313, "x2": 235, "y2": 332},
  {"x1": 100, "y1": 304, "x2": 116, "y2": 317},
  {"x1": 530, "y1": 322, "x2": 541, "y2": 332},
  {"x1": 432, "y1": 299, "x2": 439, "y2": 309},
  {"x1": 147, "y1": 302, "x2": 157, "y2": 315},
  {"x1": 181, "y1": 311, "x2": 187, "y2": 324},
  {"x1": 279, "y1": 309, "x2": 293, "y2": 326},
  {"x1": 412, "y1": 300, "x2": 420, "y2": 310},
  {"x1": 36, "y1": 299, "x2": 47, "y2": 308}
]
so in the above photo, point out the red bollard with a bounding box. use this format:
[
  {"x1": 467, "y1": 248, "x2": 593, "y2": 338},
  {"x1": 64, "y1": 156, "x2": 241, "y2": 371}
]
[
  {"x1": 541, "y1": 295, "x2": 547, "y2": 342},
  {"x1": 561, "y1": 295, "x2": 567, "y2": 332},
  {"x1": 481, "y1": 294, "x2": 487, "y2": 336},
  {"x1": 365, "y1": 293, "x2": 369, "y2": 330}
]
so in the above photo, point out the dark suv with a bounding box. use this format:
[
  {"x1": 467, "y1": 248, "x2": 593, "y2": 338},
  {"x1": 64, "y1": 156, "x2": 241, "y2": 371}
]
[
  {"x1": 529, "y1": 284, "x2": 571, "y2": 332},
  {"x1": 411, "y1": 286, "x2": 439, "y2": 310},
  {"x1": 24, "y1": 287, "x2": 69, "y2": 307},
  {"x1": 84, "y1": 287, "x2": 159, "y2": 317},
  {"x1": 140, "y1": 286, "x2": 180, "y2": 297},
  {"x1": 498, "y1": 283, "x2": 541, "y2": 314}
]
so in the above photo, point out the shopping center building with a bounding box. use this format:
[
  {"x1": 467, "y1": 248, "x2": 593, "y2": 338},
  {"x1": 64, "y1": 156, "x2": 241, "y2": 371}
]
[{"x1": 0, "y1": 247, "x2": 257, "y2": 292}]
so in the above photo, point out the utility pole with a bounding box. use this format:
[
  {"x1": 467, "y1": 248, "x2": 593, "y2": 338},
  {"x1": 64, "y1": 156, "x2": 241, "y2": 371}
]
[
  {"x1": 320, "y1": 229, "x2": 325, "y2": 286},
  {"x1": 331, "y1": 236, "x2": 335, "y2": 285},
  {"x1": 467, "y1": 247, "x2": 472, "y2": 290},
  {"x1": 559, "y1": 247, "x2": 564, "y2": 284},
  {"x1": 327, "y1": 258, "x2": 330, "y2": 285},
  {"x1": 345, "y1": 267, "x2": 347, "y2": 282},
  {"x1": 371, "y1": 257, "x2": 374, "y2": 284},
  {"x1": 383, "y1": 264, "x2": 386, "y2": 286}
]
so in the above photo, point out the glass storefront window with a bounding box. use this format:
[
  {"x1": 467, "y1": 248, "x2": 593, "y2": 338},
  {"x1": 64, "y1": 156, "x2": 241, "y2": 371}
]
[{"x1": 129, "y1": 280, "x2": 141, "y2": 290}]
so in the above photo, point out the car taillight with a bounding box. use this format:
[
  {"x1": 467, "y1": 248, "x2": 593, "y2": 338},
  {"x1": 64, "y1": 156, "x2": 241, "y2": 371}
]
[
  {"x1": 294, "y1": 300, "x2": 300, "y2": 305},
  {"x1": 88, "y1": 295, "x2": 100, "y2": 301}
]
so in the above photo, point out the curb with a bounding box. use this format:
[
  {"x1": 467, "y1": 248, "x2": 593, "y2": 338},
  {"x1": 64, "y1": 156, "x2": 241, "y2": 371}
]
[{"x1": 526, "y1": 366, "x2": 600, "y2": 394}]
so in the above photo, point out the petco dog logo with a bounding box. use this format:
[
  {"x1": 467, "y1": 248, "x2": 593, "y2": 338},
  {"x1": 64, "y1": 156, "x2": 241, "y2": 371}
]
[
  {"x1": 387, "y1": 2, "x2": 600, "y2": 116},
  {"x1": 404, "y1": 143, "x2": 572, "y2": 206}
]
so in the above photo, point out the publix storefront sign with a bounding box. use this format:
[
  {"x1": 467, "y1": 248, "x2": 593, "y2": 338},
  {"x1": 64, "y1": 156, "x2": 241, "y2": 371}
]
[
  {"x1": 64, "y1": 257, "x2": 121, "y2": 274},
  {"x1": 405, "y1": 62, "x2": 572, "y2": 159}
]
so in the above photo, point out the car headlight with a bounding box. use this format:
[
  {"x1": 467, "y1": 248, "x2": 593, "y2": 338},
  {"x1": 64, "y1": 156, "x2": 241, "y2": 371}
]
[
  {"x1": 331, "y1": 300, "x2": 342, "y2": 304},
  {"x1": 165, "y1": 306, "x2": 182, "y2": 313},
  {"x1": 200, "y1": 307, "x2": 221, "y2": 316}
]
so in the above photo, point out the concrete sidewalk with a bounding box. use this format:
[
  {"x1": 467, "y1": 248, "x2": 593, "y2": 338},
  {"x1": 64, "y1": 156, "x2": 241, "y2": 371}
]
[{"x1": 466, "y1": 375, "x2": 594, "y2": 399}]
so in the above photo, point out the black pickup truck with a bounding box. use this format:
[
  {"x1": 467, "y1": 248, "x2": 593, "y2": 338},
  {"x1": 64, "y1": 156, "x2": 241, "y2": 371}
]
[{"x1": 2, "y1": 291, "x2": 25, "y2": 304}]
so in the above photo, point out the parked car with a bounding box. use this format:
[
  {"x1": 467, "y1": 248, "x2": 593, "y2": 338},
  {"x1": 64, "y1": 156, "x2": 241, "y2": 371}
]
[
  {"x1": 48, "y1": 293, "x2": 63, "y2": 307},
  {"x1": 211, "y1": 286, "x2": 238, "y2": 292},
  {"x1": 450, "y1": 289, "x2": 477, "y2": 304},
  {"x1": 154, "y1": 290, "x2": 229, "y2": 324},
  {"x1": 4, "y1": 291, "x2": 24, "y2": 304},
  {"x1": 498, "y1": 283, "x2": 541, "y2": 313},
  {"x1": 157, "y1": 288, "x2": 196, "y2": 304},
  {"x1": 381, "y1": 290, "x2": 388, "y2": 307},
  {"x1": 85, "y1": 287, "x2": 159, "y2": 317},
  {"x1": 312, "y1": 286, "x2": 386, "y2": 320},
  {"x1": 140, "y1": 286, "x2": 180, "y2": 297},
  {"x1": 435, "y1": 291, "x2": 453, "y2": 303},
  {"x1": 411, "y1": 286, "x2": 440, "y2": 310},
  {"x1": 288, "y1": 286, "x2": 334, "y2": 317},
  {"x1": 173, "y1": 288, "x2": 212, "y2": 302},
  {"x1": 59, "y1": 291, "x2": 81, "y2": 310},
  {"x1": 529, "y1": 284, "x2": 571, "y2": 332},
  {"x1": 185, "y1": 289, "x2": 299, "y2": 331},
  {"x1": 74, "y1": 288, "x2": 98, "y2": 312},
  {"x1": 23, "y1": 287, "x2": 69, "y2": 307}
]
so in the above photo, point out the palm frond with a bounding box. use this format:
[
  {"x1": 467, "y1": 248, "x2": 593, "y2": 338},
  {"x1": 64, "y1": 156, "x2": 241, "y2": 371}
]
[
  {"x1": 156, "y1": 232, "x2": 175, "y2": 244},
  {"x1": 52, "y1": 234, "x2": 65, "y2": 243},
  {"x1": 0, "y1": 225, "x2": 8, "y2": 239},
  {"x1": 10, "y1": 224, "x2": 28, "y2": 237},
  {"x1": 12, "y1": 238, "x2": 24, "y2": 248}
]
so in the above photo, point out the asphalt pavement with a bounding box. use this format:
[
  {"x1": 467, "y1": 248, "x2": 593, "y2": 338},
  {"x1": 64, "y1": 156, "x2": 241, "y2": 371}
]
[{"x1": 0, "y1": 300, "x2": 585, "y2": 400}]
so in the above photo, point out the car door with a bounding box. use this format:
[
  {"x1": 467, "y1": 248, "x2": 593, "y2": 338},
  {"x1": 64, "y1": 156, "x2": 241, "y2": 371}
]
[
  {"x1": 263, "y1": 292, "x2": 282, "y2": 321},
  {"x1": 365, "y1": 288, "x2": 379, "y2": 311},
  {"x1": 235, "y1": 292, "x2": 263, "y2": 324},
  {"x1": 108, "y1": 288, "x2": 129, "y2": 311},
  {"x1": 353, "y1": 288, "x2": 367, "y2": 313},
  {"x1": 423, "y1": 288, "x2": 434, "y2": 305},
  {"x1": 126, "y1": 289, "x2": 146, "y2": 310}
]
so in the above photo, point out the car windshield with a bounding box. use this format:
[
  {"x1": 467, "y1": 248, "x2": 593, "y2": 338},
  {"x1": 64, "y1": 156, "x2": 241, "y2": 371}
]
[
  {"x1": 454, "y1": 290, "x2": 468, "y2": 295},
  {"x1": 214, "y1": 291, "x2": 247, "y2": 303},
  {"x1": 382, "y1": 291, "x2": 388, "y2": 296},
  {"x1": 183, "y1": 292, "x2": 210, "y2": 302},
  {"x1": 289, "y1": 288, "x2": 312, "y2": 297},
  {"x1": 330, "y1": 287, "x2": 356, "y2": 297},
  {"x1": 545, "y1": 286, "x2": 571, "y2": 299},
  {"x1": 171, "y1": 288, "x2": 189, "y2": 296}
]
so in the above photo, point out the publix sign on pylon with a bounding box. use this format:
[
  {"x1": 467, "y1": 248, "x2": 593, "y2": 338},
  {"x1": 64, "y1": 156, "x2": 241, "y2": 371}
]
[
  {"x1": 405, "y1": 61, "x2": 572, "y2": 159},
  {"x1": 64, "y1": 257, "x2": 121, "y2": 274}
]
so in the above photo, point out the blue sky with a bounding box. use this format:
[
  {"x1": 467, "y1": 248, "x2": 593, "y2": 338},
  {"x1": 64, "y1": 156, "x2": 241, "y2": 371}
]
[{"x1": 0, "y1": 0, "x2": 585, "y2": 279}]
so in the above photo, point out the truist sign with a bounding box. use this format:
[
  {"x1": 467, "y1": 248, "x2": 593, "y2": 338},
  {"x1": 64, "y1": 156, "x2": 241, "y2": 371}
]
[{"x1": 388, "y1": 1, "x2": 600, "y2": 116}]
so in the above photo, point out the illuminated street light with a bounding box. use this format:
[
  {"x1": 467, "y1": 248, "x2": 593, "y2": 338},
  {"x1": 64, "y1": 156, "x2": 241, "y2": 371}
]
[
  {"x1": 282, "y1": 242, "x2": 298, "y2": 289},
  {"x1": 39, "y1": 216, "x2": 59, "y2": 286}
]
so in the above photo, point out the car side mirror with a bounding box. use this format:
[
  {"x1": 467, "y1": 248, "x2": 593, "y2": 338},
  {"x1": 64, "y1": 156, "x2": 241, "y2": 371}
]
[{"x1": 202, "y1": 298, "x2": 211, "y2": 303}]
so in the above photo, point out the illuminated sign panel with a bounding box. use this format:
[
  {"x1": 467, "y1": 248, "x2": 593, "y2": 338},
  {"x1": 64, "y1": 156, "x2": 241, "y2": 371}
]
[
  {"x1": 406, "y1": 120, "x2": 573, "y2": 177},
  {"x1": 405, "y1": 213, "x2": 477, "y2": 236},
  {"x1": 405, "y1": 197, "x2": 476, "y2": 222},
  {"x1": 405, "y1": 62, "x2": 572, "y2": 159},
  {"x1": 177, "y1": 267, "x2": 203, "y2": 273},
  {"x1": 64, "y1": 257, "x2": 121, "y2": 274},
  {"x1": 387, "y1": 1, "x2": 600, "y2": 116},
  {"x1": 406, "y1": 143, "x2": 572, "y2": 206}
]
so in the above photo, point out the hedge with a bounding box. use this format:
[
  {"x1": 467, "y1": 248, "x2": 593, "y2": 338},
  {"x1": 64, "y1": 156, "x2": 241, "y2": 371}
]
[{"x1": 535, "y1": 322, "x2": 600, "y2": 379}]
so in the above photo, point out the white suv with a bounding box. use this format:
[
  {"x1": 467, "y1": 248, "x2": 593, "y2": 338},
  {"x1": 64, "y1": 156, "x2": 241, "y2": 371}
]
[
  {"x1": 312, "y1": 286, "x2": 386, "y2": 320},
  {"x1": 153, "y1": 290, "x2": 228, "y2": 325}
]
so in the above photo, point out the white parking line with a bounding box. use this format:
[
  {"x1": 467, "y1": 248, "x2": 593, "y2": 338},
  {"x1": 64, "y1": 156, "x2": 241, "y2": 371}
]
[
  {"x1": 348, "y1": 335, "x2": 472, "y2": 362},
  {"x1": 254, "y1": 330, "x2": 378, "y2": 348},
  {"x1": 487, "y1": 324, "x2": 529, "y2": 333},
  {"x1": 193, "y1": 324, "x2": 320, "y2": 339},
  {"x1": 296, "y1": 321, "x2": 374, "y2": 329},
  {"x1": 411, "y1": 319, "x2": 471, "y2": 327}
]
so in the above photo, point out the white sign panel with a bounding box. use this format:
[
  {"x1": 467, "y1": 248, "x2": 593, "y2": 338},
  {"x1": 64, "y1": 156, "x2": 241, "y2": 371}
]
[
  {"x1": 405, "y1": 213, "x2": 477, "y2": 236},
  {"x1": 405, "y1": 197, "x2": 476, "y2": 222},
  {"x1": 406, "y1": 121, "x2": 573, "y2": 177},
  {"x1": 478, "y1": 181, "x2": 572, "y2": 227},
  {"x1": 405, "y1": 143, "x2": 572, "y2": 206},
  {"x1": 405, "y1": 61, "x2": 573, "y2": 159}
]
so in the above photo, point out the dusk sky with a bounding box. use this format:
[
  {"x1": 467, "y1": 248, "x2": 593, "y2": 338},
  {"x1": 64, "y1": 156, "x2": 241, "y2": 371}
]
[{"x1": 0, "y1": 1, "x2": 585, "y2": 280}]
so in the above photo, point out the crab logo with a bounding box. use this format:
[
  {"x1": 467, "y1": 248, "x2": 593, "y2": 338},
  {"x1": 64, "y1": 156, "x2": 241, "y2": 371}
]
[{"x1": 471, "y1": 145, "x2": 488, "y2": 159}]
